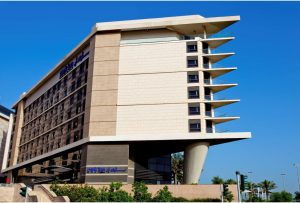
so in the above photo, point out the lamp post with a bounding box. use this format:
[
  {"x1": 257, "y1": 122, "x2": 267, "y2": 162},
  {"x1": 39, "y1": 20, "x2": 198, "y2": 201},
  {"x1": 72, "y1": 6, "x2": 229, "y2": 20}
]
[
  {"x1": 248, "y1": 172, "x2": 252, "y2": 193},
  {"x1": 281, "y1": 174, "x2": 286, "y2": 191},
  {"x1": 294, "y1": 164, "x2": 300, "y2": 192}
]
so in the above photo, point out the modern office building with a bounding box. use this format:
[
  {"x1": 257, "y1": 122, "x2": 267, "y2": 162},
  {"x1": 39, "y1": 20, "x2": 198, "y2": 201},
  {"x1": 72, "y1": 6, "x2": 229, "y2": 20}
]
[
  {"x1": 0, "y1": 105, "x2": 14, "y2": 181},
  {"x1": 1, "y1": 15, "x2": 251, "y2": 185}
]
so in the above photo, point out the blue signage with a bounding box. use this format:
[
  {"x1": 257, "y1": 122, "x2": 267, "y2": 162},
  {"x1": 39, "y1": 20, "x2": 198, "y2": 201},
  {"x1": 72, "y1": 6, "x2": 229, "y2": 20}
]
[
  {"x1": 59, "y1": 51, "x2": 89, "y2": 79},
  {"x1": 87, "y1": 167, "x2": 127, "y2": 173}
]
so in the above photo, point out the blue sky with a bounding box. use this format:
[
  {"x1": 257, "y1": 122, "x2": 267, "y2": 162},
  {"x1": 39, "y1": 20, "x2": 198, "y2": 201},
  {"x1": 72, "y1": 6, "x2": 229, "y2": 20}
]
[{"x1": 0, "y1": 1, "x2": 300, "y2": 194}]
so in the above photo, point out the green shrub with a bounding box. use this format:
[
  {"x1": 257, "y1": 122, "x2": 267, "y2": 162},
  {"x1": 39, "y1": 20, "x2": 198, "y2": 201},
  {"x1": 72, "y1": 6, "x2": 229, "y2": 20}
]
[
  {"x1": 270, "y1": 191, "x2": 293, "y2": 202},
  {"x1": 132, "y1": 181, "x2": 152, "y2": 202},
  {"x1": 190, "y1": 198, "x2": 222, "y2": 202},
  {"x1": 152, "y1": 186, "x2": 173, "y2": 202},
  {"x1": 171, "y1": 197, "x2": 189, "y2": 202},
  {"x1": 50, "y1": 181, "x2": 133, "y2": 202},
  {"x1": 245, "y1": 193, "x2": 265, "y2": 202}
]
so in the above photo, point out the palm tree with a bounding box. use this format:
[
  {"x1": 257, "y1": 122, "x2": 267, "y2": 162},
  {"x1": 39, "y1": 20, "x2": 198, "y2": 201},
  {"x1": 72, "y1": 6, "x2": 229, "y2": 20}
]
[
  {"x1": 211, "y1": 176, "x2": 224, "y2": 184},
  {"x1": 257, "y1": 180, "x2": 278, "y2": 201},
  {"x1": 171, "y1": 153, "x2": 183, "y2": 185}
]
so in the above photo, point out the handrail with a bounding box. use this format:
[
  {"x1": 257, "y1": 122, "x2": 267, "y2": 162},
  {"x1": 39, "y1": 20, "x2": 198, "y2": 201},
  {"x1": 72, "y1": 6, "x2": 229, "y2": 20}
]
[
  {"x1": 120, "y1": 32, "x2": 234, "y2": 45},
  {"x1": 202, "y1": 48, "x2": 224, "y2": 54},
  {"x1": 204, "y1": 78, "x2": 226, "y2": 85},
  {"x1": 203, "y1": 63, "x2": 225, "y2": 69},
  {"x1": 205, "y1": 111, "x2": 228, "y2": 117},
  {"x1": 206, "y1": 128, "x2": 229, "y2": 133},
  {"x1": 204, "y1": 95, "x2": 227, "y2": 100}
]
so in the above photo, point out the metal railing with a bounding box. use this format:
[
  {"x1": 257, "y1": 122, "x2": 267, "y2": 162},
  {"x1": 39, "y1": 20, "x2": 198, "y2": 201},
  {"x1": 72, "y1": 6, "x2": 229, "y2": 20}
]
[
  {"x1": 203, "y1": 78, "x2": 226, "y2": 85},
  {"x1": 204, "y1": 95, "x2": 227, "y2": 100},
  {"x1": 203, "y1": 63, "x2": 226, "y2": 69},
  {"x1": 0, "y1": 183, "x2": 14, "y2": 187},
  {"x1": 202, "y1": 48, "x2": 224, "y2": 54},
  {"x1": 206, "y1": 128, "x2": 229, "y2": 133},
  {"x1": 205, "y1": 111, "x2": 228, "y2": 117},
  {"x1": 120, "y1": 32, "x2": 234, "y2": 45}
]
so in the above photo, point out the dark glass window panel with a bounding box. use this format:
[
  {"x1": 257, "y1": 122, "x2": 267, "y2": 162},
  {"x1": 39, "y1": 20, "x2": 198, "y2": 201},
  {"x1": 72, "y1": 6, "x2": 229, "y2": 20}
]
[
  {"x1": 189, "y1": 90, "x2": 199, "y2": 99},
  {"x1": 149, "y1": 163, "x2": 156, "y2": 171},
  {"x1": 165, "y1": 165, "x2": 171, "y2": 172},
  {"x1": 149, "y1": 157, "x2": 156, "y2": 163},
  {"x1": 188, "y1": 75, "x2": 199, "y2": 83},
  {"x1": 189, "y1": 107, "x2": 200, "y2": 115},
  {"x1": 157, "y1": 157, "x2": 164, "y2": 164},
  {"x1": 187, "y1": 60, "x2": 198, "y2": 67},
  {"x1": 187, "y1": 45, "x2": 198, "y2": 53},
  {"x1": 190, "y1": 123, "x2": 201, "y2": 132},
  {"x1": 157, "y1": 164, "x2": 164, "y2": 172}
]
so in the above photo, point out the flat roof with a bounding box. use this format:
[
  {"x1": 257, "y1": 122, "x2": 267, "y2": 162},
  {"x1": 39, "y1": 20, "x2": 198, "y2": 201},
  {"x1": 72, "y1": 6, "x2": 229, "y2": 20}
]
[{"x1": 11, "y1": 14, "x2": 240, "y2": 109}]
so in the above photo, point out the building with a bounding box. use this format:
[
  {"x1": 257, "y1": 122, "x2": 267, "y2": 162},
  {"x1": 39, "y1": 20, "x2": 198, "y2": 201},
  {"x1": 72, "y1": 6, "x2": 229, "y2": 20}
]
[
  {"x1": 0, "y1": 105, "x2": 14, "y2": 181},
  {"x1": 1, "y1": 15, "x2": 251, "y2": 185}
]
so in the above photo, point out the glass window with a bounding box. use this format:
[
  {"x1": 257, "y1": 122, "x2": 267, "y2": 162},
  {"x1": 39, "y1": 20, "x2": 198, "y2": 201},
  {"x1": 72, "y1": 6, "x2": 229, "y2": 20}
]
[
  {"x1": 190, "y1": 123, "x2": 201, "y2": 132},
  {"x1": 189, "y1": 107, "x2": 200, "y2": 115},
  {"x1": 149, "y1": 163, "x2": 156, "y2": 171},
  {"x1": 187, "y1": 60, "x2": 198, "y2": 67},
  {"x1": 157, "y1": 164, "x2": 164, "y2": 171},
  {"x1": 189, "y1": 90, "x2": 199, "y2": 99},
  {"x1": 188, "y1": 75, "x2": 199, "y2": 83}
]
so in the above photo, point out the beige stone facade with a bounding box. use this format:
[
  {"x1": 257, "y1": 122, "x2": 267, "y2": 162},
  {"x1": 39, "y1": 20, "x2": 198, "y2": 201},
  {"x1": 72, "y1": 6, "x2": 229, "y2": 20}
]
[{"x1": 2, "y1": 15, "x2": 251, "y2": 185}]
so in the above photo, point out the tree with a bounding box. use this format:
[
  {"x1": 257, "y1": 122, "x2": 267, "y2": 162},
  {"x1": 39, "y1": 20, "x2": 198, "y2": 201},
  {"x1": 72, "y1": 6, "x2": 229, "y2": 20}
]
[
  {"x1": 270, "y1": 191, "x2": 293, "y2": 202},
  {"x1": 295, "y1": 191, "x2": 300, "y2": 202},
  {"x1": 224, "y1": 179, "x2": 237, "y2": 184},
  {"x1": 152, "y1": 186, "x2": 173, "y2": 202},
  {"x1": 131, "y1": 181, "x2": 152, "y2": 202},
  {"x1": 171, "y1": 153, "x2": 184, "y2": 184},
  {"x1": 257, "y1": 180, "x2": 277, "y2": 201},
  {"x1": 225, "y1": 191, "x2": 234, "y2": 202},
  {"x1": 211, "y1": 176, "x2": 224, "y2": 184},
  {"x1": 245, "y1": 193, "x2": 265, "y2": 202}
]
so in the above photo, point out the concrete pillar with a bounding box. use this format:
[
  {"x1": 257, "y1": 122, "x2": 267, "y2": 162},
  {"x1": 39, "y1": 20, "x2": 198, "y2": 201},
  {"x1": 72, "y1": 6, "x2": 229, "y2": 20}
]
[{"x1": 183, "y1": 142, "x2": 210, "y2": 184}]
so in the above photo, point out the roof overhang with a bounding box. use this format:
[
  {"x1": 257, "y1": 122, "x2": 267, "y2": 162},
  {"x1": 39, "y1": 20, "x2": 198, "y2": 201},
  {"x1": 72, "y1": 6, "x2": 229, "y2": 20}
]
[
  {"x1": 2, "y1": 131, "x2": 250, "y2": 173},
  {"x1": 92, "y1": 15, "x2": 240, "y2": 35}
]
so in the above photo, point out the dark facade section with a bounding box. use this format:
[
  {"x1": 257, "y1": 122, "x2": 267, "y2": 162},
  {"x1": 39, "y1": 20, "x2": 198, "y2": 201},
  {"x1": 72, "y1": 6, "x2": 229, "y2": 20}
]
[
  {"x1": 80, "y1": 143, "x2": 129, "y2": 183},
  {"x1": 135, "y1": 154, "x2": 172, "y2": 184}
]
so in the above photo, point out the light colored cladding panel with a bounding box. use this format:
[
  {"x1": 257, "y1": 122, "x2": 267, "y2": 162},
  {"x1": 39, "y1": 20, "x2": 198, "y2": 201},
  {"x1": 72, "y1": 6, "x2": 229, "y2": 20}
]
[
  {"x1": 91, "y1": 75, "x2": 118, "y2": 91},
  {"x1": 94, "y1": 47, "x2": 120, "y2": 61},
  {"x1": 118, "y1": 72, "x2": 188, "y2": 105},
  {"x1": 89, "y1": 122, "x2": 116, "y2": 136},
  {"x1": 119, "y1": 42, "x2": 187, "y2": 74},
  {"x1": 116, "y1": 104, "x2": 188, "y2": 135},
  {"x1": 91, "y1": 90, "x2": 118, "y2": 106},
  {"x1": 89, "y1": 106, "x2": 117, "y2": 122}
]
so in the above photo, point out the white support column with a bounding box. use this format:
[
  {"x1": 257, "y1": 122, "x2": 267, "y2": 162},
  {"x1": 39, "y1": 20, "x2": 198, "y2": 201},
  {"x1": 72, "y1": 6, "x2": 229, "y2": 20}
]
[
  {"x1": 183, "y1": 142, "x2": 210, "y2": 184},
  {"x1": 2, "y1": 114, "x2": 14, "y2": 172}
]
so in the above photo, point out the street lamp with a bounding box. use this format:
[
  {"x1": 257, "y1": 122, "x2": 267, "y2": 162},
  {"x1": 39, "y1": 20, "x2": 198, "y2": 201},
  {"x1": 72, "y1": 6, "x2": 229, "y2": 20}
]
[
  {"x1": 281, "y1": 174, "x2": 286, "y2": 191},
  {"x1": 248, "y1": 172, "x2": 253, "y2": 193},
  {"x1": 294, "y1": 164, "x2": 300, "y2": 192}
]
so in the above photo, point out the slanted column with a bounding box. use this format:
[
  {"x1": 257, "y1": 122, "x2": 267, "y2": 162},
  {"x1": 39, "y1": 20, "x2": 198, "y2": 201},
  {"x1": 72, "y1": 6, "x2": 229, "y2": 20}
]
[{"x1": 183, "y1": 142, "x2": 210, "y2": 184}]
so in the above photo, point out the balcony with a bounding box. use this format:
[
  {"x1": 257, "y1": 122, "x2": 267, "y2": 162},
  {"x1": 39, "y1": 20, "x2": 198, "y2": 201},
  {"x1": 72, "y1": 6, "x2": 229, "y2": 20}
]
[
  {"x1": 205, "y1": 111, "x2": 239, "y2": 124},
  {"x1": 120, "y1": 32, "x2": 234, "y2": 45},
  {"x1": 203, "y1": 63, "x2": 237, "y2": 78},
  {"x1": 205, "y1": 111, "x2": 228, "y2": 117},
  {"x1": 202, "y1": 48, "x2": 234, "y2": 63},
  {"x1": 206, "y1": 128, "x2": 229, "y2": 133},
  {"x1": 204, "y1": 95, "x2": 227, "y2": 100},
  {"x1": 203, "y1": 79, "x2": 237, "y2": 93},
  {"x1": 204, "y1": 95, "x2": 240, "y2": 109},
  {"x1": 204, "y1": 78, "x2": 226, "y2": 85}
]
